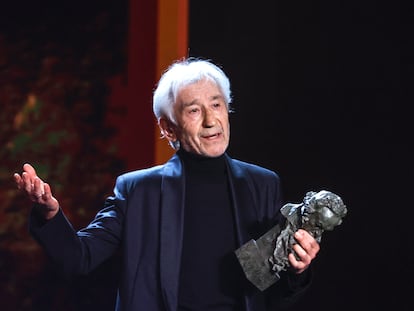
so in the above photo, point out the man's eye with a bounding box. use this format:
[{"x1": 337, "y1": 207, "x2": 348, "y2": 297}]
[{"x1": 187, "y1": 107, "x2": 199, "y2": 115}]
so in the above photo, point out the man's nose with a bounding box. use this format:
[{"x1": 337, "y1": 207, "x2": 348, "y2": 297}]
[{"x1": 203, "y1": 109, "x2": 216, "y2": 127}]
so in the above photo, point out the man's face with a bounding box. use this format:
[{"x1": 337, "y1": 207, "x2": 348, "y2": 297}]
[{"x1": 171, "y1": 79, "x2": 230, "y2": 157}]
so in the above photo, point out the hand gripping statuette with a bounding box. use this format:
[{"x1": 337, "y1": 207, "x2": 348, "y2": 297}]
[{"x1": 235, "y1": 190, "x2": 347, "y2": 291}]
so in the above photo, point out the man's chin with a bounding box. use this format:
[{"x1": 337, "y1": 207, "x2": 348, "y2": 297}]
[{"x1": 202, "y1": 146, "x2": 227, "y2": 158}]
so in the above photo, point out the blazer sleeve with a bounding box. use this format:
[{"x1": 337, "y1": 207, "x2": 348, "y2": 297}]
[
  {"x1": 237, "y1": 160, "x2": 313, "y2": 309},
  {"x1": 29, "y1": 175, "x2": 127, "y2": 279},
  {"x1": 264, "y1": 267, "x2": 313, "y2": 310}
]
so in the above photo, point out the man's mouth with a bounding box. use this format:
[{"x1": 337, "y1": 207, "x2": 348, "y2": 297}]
[{"x1": 203, "y1": 132, "x2": 221, "y2": 139}]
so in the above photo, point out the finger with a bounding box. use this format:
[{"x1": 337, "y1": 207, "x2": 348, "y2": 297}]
[
  {"x1": 43, "y1": 183, "x2": 52, "y2": 199},
  {"x1": 291, "y1": 243, "x2": 311, "y2": 265},
  {"x1": 34, "y1": 177, "x2": 45, "y2": 194},
  {"x1": 288, "y1": 252, "x2": 308, "y2": 273},
  {"x1": 307, "y1": 241, "x2": 320, "y2": 259},
  {"x1": 13, "y1": 173, "x2": 23, "y2": 189},
  {"x1": 23, "y1": 163, "x2": 37, "y2": 177},
  {"x1": 33, "y1": 177, "x2": 45, "y2": 199},
  {"x1": 288, "y1": 252, "x2": 304, "y2": 266},
  {"x1": 42, "y1": 183, "x2": 60, "y2": 211},
  {"x1": 294, "y1": 230, "x2": 320, "y2": 258},
  {"x1": 22, "y1": 172, "x2": 34, "y2": 193}
]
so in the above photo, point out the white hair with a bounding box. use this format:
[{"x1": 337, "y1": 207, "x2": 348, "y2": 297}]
[{"x1": 153, "y1": 57, "x2": 233, "y2": 123}]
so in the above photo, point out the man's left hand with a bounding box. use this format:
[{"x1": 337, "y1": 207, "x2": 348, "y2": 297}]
[{"x1": 288, "y1": 229, "x2": 320, "y2": 274}]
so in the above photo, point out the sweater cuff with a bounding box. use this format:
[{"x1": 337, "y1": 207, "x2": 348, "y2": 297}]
[
  {"x1": 286, "y1": 266, "x2": 313, "y2": 292},
  {"x1": 29, "y1": 206, "x2": 70, "y2": 237}
]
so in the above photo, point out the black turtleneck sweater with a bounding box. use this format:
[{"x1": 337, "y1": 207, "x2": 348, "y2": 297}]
[{"x1": 177, "y1": 149, "x2": 244, "y2": 311}]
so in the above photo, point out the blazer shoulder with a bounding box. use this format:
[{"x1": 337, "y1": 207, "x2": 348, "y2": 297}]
[
  {"x1": 115, "y1": 164, "x2": 164, "y2": 187},
  {"x1": 228, "y1": 156, "x2": 280, "y2": 180},
  {"x1": 114, "y1": 153, "x2": 182, "y2": 191}
]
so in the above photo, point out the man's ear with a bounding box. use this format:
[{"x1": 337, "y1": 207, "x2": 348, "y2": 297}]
[{"x1": 159, "y1": 118, "x2": 177, "y2": 142}]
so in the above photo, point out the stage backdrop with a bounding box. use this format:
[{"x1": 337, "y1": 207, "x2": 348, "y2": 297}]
[
  {"x1": 0, "y1": 1, "x2": 185, "y2": 310},
  {"x1": 0, "y1": 1, "x2": 411, "y2": 311}
]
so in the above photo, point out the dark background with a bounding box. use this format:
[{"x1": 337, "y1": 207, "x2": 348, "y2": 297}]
[
  {"x1": 189, "y1": 1, "x2": 411, "y2": 310},
  {"x1": 1, "y1": 0, "x2": 412, "y2": 310}
]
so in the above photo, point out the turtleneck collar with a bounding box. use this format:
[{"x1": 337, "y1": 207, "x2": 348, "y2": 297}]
[{"x1": 177, "y1": 148, "x2": 227, "y2": 175}]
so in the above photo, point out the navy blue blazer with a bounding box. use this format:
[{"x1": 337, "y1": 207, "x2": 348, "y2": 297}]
[{"x1": 30, "y1": 152, "x2": 311, "y2": 311}]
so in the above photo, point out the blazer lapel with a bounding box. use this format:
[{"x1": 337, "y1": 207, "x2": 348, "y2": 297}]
[
  {"x1": 159, "y1": 154, "x2": 185, "y2": 311},
  {"x1": 225, "y1": 156, "x2": 269, "y2": 311},
  {"x1": 225, "y1": 155, "x2": 258, "y2": 246}
]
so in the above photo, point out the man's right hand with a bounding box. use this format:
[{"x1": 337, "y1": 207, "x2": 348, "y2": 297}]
[{"x1": 14, "y1": 163, "x2": 59, "y2": 220}]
